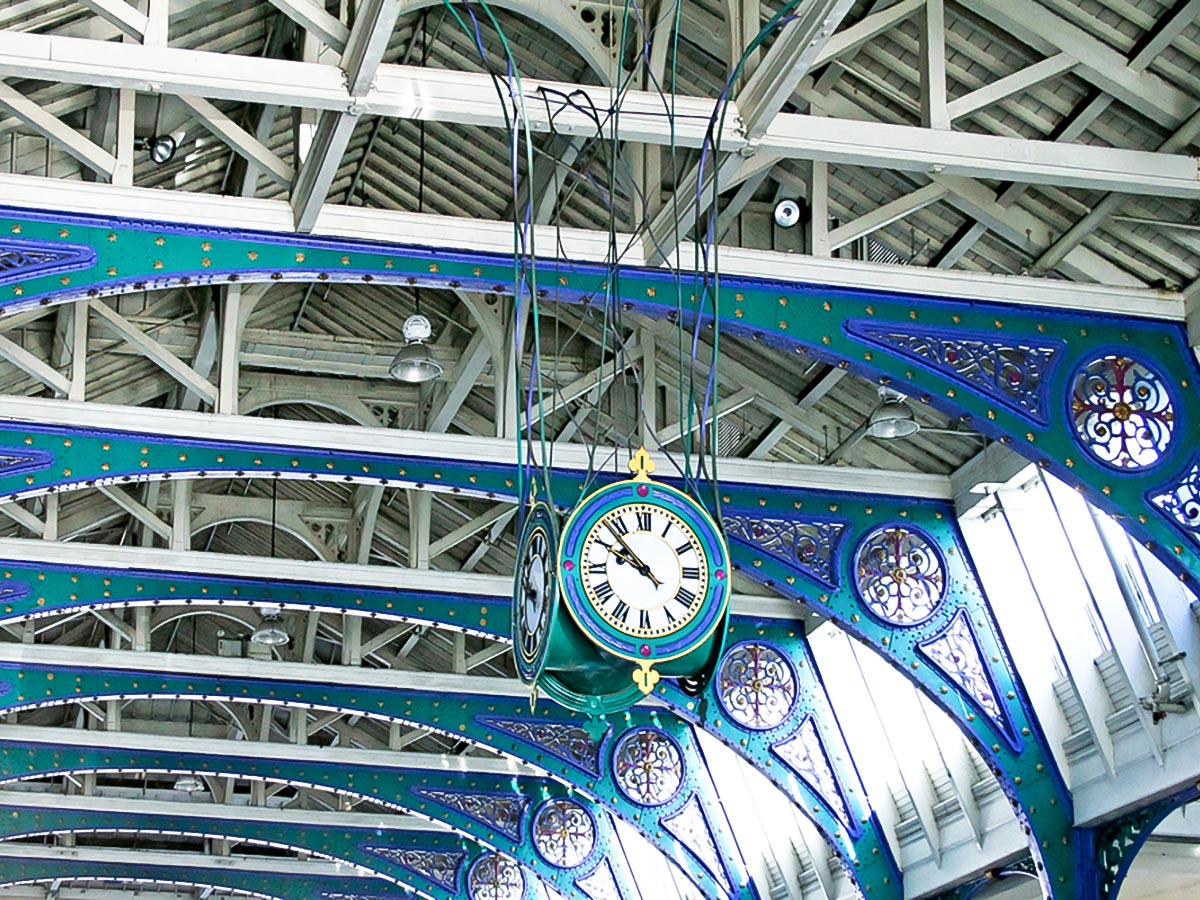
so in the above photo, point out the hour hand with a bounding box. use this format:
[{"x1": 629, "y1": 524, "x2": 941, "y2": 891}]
[{"x1": 605, "y1": 526, "x2": 662, "y2": 587}]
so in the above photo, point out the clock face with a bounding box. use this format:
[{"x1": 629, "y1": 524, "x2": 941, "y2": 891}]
[
  {"x1": 580, "y1": 503, "x2": 707, "y2": 639},
  {"x1": 559, "y1": 479, "x2": 729, "y2": 664},
  {"x1": 513, "y1": 499, "x2": 557, "y2": 684}
]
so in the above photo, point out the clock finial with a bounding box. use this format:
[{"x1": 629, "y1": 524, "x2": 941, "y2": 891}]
[
  {"x1": 632, "y1": 660, "x2": 660, "y2": 695},
  {"x1": 628, "y1": 447, "x2": 656, "y2": 482}
]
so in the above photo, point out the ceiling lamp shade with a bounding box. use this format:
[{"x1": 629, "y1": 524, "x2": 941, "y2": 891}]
[
  {"x1": 251, "y1": 606, "x2": 289, "y2": 647},
  {"x1": 174, "y1": 774, "x2": 206, "y2": 793},
  {"x1": 390, "y1": 314, "x2": 443, "y2": 383},
  {"x1": 867, "y1": 388, "x2": 920, "y2": 439}
]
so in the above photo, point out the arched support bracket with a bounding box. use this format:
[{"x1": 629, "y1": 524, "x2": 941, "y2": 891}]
[
  {"x1": 658, "y1": 618, "x2": 901, "y2": 898},
  {"x1": 718, "y1": 496, "x2": 1074, "y2": 897},
  {"x1": 1081, "y1": 781, "x2": 1200, "y2": 900}
]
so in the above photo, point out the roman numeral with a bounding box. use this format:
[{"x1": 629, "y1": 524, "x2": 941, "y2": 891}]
[
  {"x1": 609, "y1": 517, "x2": 629, "y2": 536},
  {"x1": 661, "y1": 521, "x2": 672, "y2": 537},
  {"x1": 675, "y1": 542, "x2": 693, "y2": 556},
  {"x1": 613, "y1": 600, "x2": 630, "y2": 622},
  {"x1": 594, "y1": 581, "x2": 614, "y2": 602},
  {"x1": 681, "y1": 566, "x2": 700, "y2": 580},
  {"x1": 638, "y1": 609, "x2": 651, "y2": 631},
  {"x1": 636, "y1": 511, "x2": 652, "y2": 532},
  {"x1": 588, "y1": 563, "x2": 607, "y2": 575},
  {"x1": 675, "y1": 586, "x2": 696, "y2": 606},
  {"x1": 663, "y1": 606, "x2": 676, "y2": 623}
]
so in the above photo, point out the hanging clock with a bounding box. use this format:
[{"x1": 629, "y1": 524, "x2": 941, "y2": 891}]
[
  {"x1": 513, "y1": 475, "x2": 559, "y2": 686},
  {"x1": 557, "y1": 448, "x2": 730, "y2": 696}
]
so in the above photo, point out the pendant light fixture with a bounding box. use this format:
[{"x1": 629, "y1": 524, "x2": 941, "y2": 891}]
[
  {"x1": 389, "y1": 314, "x2": 443, "y2": 383},
  {"x1": 389, "y1": 13, "x2": 442, "y2": 386},
  {"x1": 174, "y1": 616, "x2": 207, "y2": 794},
  {"x1": 251, "y1": 482, "x2": 290, "y2": 646},
  {"x1": 251, "y1": 604, "x2": 290, "y2": 646},
  {"x1": 866, "y1": 387, "x2": 921, "y2": 439}
]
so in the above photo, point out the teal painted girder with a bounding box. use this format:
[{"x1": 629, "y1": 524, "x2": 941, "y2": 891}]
[
  {"x1": 0, "y1": 551, "x2": 494, "y2": 637},
  {"x1": 0, "y1": 667, "x2": 726, "y2": 900},
  {"x1": 0, "y1": 206, "x2": 1196, "y2": 597},
  {"x1": 0, "y1": 738, "x2": 628, "y2": 900},
  {"x1": 0, "y1": 802, "x2": 499, "y2": 900},
  {"x1": 0, "y1": 853, "x2": 409, "y2": 900}
]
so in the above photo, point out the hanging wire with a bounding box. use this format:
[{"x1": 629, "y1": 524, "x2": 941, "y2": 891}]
[{"x1": 436, "y1": 0, "x2": 810, "y2": 522}]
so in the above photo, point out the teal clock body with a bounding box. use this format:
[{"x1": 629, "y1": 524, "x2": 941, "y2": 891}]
[
  {"x1": 514, "y1": 451, "x2": 730, "y2": 714},
  {"x1": 552, "y1": 450, "x2": 730, "y2": 706}
]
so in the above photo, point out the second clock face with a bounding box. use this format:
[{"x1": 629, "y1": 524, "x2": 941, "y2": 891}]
[{"x1": 580, "y1": 502, "x2": 707, "y2": 639}]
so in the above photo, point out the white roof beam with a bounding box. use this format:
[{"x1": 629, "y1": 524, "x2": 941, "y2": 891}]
[
  {"x1": 737, "y1": 0, "x2": 857, "y2": 139},
  {"x1": 96, "y1": 485, "x2": 173, "y2": 542},
  {"x1": 264, "y1": 0, "x2": 349, "y2": 53},
  {"x1": 826, "y1": 182, "x2": 949, "y2": 251},
  {"x1": 946, "y1": 52, "x2": 1077, "y2": 123},
  {"x1": 0, "y1": 332, "x2": 70, "y2": 396},
  {"x1": 918, "y1": 0, "x2": 949, "y2": 131},
  {"x1": 76, "y1": 0, "x2": 147, "y2": 41},
  {"x1": 0, "y1": 81, "x2": 116, "y2": 178},
  {"x1": 426, "y1": 329, "x2": 490, "y2": 433},
  {"x1": 0, "y1": 174, "x2": 1181, "y2": 319},
  {"x1": 814, "y1": 0, "x2": 924, "y2": 70},
  {"x1": 292, "y1": 0, "x2": 404, "y2": 231},
  {"x1": 968, "y1": 0, "x2": 1196, "y2": 128},
  {"x1": 177, "y1": 95, "x2": 294, "y2": 189},
  {"x1": 88, "y1": 301, "x2": 218, "y2": 407},
  {"x1": 1132, "y1": 0, "x2": 1200, "y2": 68},
  {"x1": 1, "y1": 34, "x2": 1196, "y2": 199},
  {"x1": 1031, "y1": 105, "x2": 1200, "y2": 276}
]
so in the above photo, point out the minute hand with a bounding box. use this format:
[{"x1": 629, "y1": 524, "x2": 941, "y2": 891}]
[{"x1": 606, "y1": 524, "x2": 662, "y2": 588}]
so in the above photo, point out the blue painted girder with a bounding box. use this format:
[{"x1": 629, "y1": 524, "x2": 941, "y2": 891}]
[
  {"x1": 0, "y1": 799, "x2": 501, "y2": 900},
  {"x1": 0, "y1": 733, "x2": 634, "y2": 900}
]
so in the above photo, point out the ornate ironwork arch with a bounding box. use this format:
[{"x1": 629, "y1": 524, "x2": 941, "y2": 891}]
[{"x1": 0, "y1": 749, "x2": 630, "y2": 900}]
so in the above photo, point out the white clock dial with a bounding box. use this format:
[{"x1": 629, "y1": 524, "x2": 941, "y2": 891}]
[
  {"x1": 518, "y1": 526, "x2": 549, "y2": 662},
  {"x1": 579, "y1": 503, "x2": 708, "y2": 638}
]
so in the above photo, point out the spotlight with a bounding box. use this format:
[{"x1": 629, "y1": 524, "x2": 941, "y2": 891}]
[
  {"x1": 389, "y1": 314, "x2": 443, "y2": 383},
  {"x1": 136, "y1": 130, "x2": 184, "y2": 165},
  {"x1": 866, "y1": 387, "x2": 920, "y2": 439},
  {"x1": 250, "y1": 605, "x2": 289, "y2": 647},
  {"x1": 774, "y1": 198, "x2": 801, "y2": 228}
]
